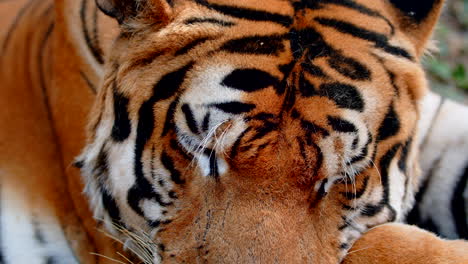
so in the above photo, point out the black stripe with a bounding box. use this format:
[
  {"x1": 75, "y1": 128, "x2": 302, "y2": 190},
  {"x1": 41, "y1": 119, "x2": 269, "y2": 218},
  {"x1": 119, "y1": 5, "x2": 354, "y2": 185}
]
[
  {"x1": 245, "y1": 112, "x2": 277, "y2": 122},
  {"x1": 327, "y1": 0, "x2": 395, "y2": 35},
  {"x1": 297, "y1": 137, "x2": 308, "y2": 164},
  {"x1": 162, "y1": 99, "x2": 178, "y2": 136},
  {"x1": 73, "y1": 159, "x2": 84, "y2": 168},
  {"x1": 170, "y1": 139, "x2": 193, "y2": 161},
  {"x1": 310, "y1": 141, "x2": 323, "y2": 178},
  {"x1": 301, "y1": 120, "x2": 330, "y2": 138},
  {"x1": 222, "y1": 68, "x2": 280, "y2": 92},
  {"x1": 387, "y1": 69, "x2": 400, "y2": 96},
  {"x1": 298, "y1": 74, "x2": 317, "y2": 97},
  {"x1": 208, "y1": 151, "x2": 219, "y2": 178},
  {"x1": 31, "y1": 218, "x2": 46, "y2": 244},
  {"x1": 373, "y1": 52, "x2": 401, "y2": 97},
  {"x1": 92, "y1": 3, "x2": 101, "y2": 53},
  {"x1": 315, "y1": 18, "x2": 413, "y2": 60},
  {"x1": 220, "y1": 35, "x2": 286, "y2": 55},
  {"x1": 296, "y1": 136, "x2": 323, "y2": 180},
  {"x1": 247, "y1": 121, "x2": 278, "y2": 143},
  {"x1": 202, "y1": 112, "x2": 211, "y2": 132},
  {"x1": 302, "y1": 62, "x2": 328, "y2": 78},
  {"x1": 310, "y1": 178, "x2": 329, "y2": 207},
  {"x1": 338, "y1": 216, "x2": 357, "y2": 230},
  {"x1": 361, "y1": 202, "x2": 385, "y2": 217},
  {"x1": 340, "y1": 176, "x2": 369, "y2": 200},
  {"x1": 327, "y1": 54, "x2": 371, "y2": 81},
  {"x1": 377, "y1": 103, "x2": 400, "y2": 141},
  {"x1": 349, "y1": 132, "x2": 373, "y2": 164},
  {"x1": 451, "y1": 163, "x2": 468, "y2": 239},
  {"x1": 278, "y1": 61, "x2": 296, "y2": 77},
  {"x1": 0, "y1": 250, "x2": 3, "y2": 264},
  {"x1": 181, "y1": 104, "x2": 199, "y2": 134},
  {"x1": 229, "y1": 127, "x2": 252, "y2": 159},
  {"x1": 282, "y1": 80, "x2": 297, "y2": 110},
  {"x1": 289, "y1": 28, "x2": 333, "y2": 60},
  {"x1": 362, "y1": 143, "x2": 401, "y2": 217},
  {"x1": 339, "y1": 243, "x2": 350, "y2": 250},
  {"x1": 79, "y1": 71, "x2": 97, "y2": 93},
  {"x1": 175, "y1": 37, "x2": 213, "y2": 55},
  {"x1": 111, "y1": 87, "x2": 132, "y2": 142},
  {"x1": 417, "y1": 217, "x2": 441, "y2": 236},
  {"x1": 1, "y1": 0, "x2": 35, "y2": 54},
  {"x1": 149, "y1": 220, "x2": 161, "y2": 228},
  {"x1": 210, "y1": 101, "x2": 256, "y2": 114},
  {"x1": 194, "y1": 0, "x2": 293, "y2": 27},
  {"x1": 184, "y1": 17, "x2": 235, "y2": 27},
  {"x1": 168, "y1": 190, "x2": 178, "y2": 199},
  {"x1": 93, "y1": 149, "x2": 123, "y2": 224},
  {"x1": 327, "y1": 116, "x2": 357, "y2": 133},
  {"x1": 161, "y1": 151, "x2": 185, "y2": 185},
  {"x1": 128, "y1": 64, "x2": 192, "y2": 216},
  {"x1": 319, "y1": 83, "x2": 364, "y2": 111},
  {"x1": 153, "y1": 63, "x2": 194, "y2": 101},
  {"x1": 101, "y1": 187, "x2": 122, "y2": 225},
  {"x1": 406, "y1": 153, "x2": 445, "y2": 225},
  {"x1": 389, "y1": 0, "x2": 441, "y2": 23},
  {"x1": 38, "y1": 5, "x2": 55, "y2": 96},
  {"x1": 38, "y1": 19, "x2": 56, "y2": 147},
  {"x1": 352, "y1": 137, "x2": 359, "y2": 150},
  {"x1": 81, "y1": 0, "x2": 104, "y2": 64},
  {"x1": 45, "y1": 256, "x2": 60, "y2": 264},
  {"x1": 130, "y1": 50, "x2": 164, "y2": 68},
  {"x1": 398, "y1": 138, "x2": 412, "y2": 173}
]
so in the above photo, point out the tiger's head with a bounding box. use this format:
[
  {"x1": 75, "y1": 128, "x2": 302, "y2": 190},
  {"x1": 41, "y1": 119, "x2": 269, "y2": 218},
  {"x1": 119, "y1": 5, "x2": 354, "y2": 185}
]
[{"x1": 78, "y1": 0, "x2": 444, "y2": 262}]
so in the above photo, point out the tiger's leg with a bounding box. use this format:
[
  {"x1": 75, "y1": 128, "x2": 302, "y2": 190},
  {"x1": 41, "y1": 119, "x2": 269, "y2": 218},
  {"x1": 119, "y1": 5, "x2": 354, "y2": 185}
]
[{"x1": 342, "y1": 223, "x2": 468, "y2": 264}]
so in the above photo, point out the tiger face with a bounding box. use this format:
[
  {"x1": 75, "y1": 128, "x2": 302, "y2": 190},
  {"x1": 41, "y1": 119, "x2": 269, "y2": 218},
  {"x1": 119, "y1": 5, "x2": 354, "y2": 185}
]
[{"x1": 78, "y1": 0, "x2": 444, "y2": 262}]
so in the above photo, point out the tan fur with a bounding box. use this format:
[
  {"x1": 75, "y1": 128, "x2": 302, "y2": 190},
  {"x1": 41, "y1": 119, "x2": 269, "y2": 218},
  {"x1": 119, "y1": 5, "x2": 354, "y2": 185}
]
[
  {"x1": 343, "y1": 223, "x2": 468, "y2": 264},
  {"x1": 1, "y1": 0, "x2": 466, "y2": 263},
  {"x1": 1, "y1": 0, "x2": 121, "y2": 263}
]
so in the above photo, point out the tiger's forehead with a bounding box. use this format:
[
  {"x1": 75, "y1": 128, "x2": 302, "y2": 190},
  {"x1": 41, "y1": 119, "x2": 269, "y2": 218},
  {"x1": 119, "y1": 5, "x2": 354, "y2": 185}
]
[
  {"x1": 113, "y1": 0, "x2": 418, "y2": 137},
  {"x1": 121, "y1": 0, "x2": 411, "y2": 59},
  {"x1": 119, "y1": 0, "x2": 415, "y2": 84}
]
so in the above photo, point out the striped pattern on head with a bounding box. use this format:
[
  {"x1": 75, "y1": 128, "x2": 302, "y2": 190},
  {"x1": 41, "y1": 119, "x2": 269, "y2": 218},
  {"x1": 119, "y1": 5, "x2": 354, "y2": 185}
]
[{"x1": 77, "y1": 0, "x2": 444, "y2": 262}]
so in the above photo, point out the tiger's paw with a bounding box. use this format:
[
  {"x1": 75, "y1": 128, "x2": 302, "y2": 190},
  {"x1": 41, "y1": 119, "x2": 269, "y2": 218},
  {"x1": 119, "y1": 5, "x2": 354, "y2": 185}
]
[{"x1": 342, "y1": 223, "x2": 468, "y2": 264}]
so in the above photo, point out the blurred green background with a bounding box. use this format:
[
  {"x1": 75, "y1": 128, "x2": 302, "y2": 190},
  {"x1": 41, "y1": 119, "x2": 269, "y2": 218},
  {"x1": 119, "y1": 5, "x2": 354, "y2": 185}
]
[{"x1": 425, "y1": 0, "x2": 468, "y2": 103}]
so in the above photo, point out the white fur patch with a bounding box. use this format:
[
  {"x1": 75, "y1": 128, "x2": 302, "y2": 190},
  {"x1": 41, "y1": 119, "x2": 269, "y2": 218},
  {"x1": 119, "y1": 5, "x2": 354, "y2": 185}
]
[
  {"x1": 417, "y1": 95, "x2": 468, "y2": 238},
  {"x1": 388, "y1": 159, "x2": 406, "y2": 221},
  {"x1": 0, "y1": 177, "x2": 78, "y2": 264},
  {"x1": 175, "y1": 64, "x2": 248, "y2": 177}
]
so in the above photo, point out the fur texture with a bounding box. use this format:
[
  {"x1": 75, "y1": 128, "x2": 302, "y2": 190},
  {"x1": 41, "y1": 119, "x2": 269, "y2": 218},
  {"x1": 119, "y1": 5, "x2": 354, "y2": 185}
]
[
  {"x1": 1, "y1": 0, "x2": 467, "y2": 263},
  {"x1": 343, "y1": 223, "x2": 468, "y2": 264}
]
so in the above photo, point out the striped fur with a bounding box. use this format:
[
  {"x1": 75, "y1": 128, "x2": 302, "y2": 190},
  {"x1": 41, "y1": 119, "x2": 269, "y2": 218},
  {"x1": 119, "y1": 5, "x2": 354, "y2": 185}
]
[
  {"x1": 408, "y1": 92, "x2": 468, "y2": 240},
  {"x1": 1, "y1": 0, "x2": 466, "y2": 263}
]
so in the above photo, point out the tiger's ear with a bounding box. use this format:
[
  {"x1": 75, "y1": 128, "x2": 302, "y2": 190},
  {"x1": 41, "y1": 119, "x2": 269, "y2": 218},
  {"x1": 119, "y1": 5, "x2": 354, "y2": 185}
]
[
  {"x1": 388, "y1": 0, "x2": 445, "y2": 57},
  {"x1": 96, "y1": 0, "x2": 172, "y2": 25}
]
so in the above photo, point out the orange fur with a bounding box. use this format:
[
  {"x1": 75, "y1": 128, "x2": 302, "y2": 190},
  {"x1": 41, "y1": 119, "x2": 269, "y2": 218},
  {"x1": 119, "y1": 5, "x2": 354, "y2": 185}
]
[
  {"x1": 343, "y1": 223, "x2": 468, "y2": 264},
  {"x1": 2, "y1": 0, "x2": 465, "y2": 263}
]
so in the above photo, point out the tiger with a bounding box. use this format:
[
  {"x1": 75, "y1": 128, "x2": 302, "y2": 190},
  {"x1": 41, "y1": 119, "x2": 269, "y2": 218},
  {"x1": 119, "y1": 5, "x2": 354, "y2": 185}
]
[{"x1": 0, "y1": 0, "x2": 467, "y2": 263}]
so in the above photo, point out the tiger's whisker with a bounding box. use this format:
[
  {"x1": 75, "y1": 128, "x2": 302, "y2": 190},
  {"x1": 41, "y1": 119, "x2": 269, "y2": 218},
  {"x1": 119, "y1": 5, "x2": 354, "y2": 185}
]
[{"x1": 90, "y1": 252, "x2": 128, "y2": 264}]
